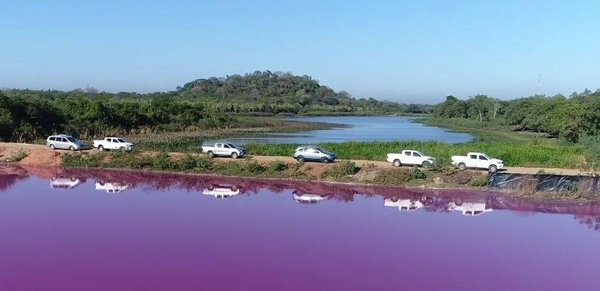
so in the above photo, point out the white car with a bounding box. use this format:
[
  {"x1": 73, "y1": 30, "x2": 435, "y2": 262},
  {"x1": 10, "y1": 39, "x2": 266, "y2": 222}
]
[
  {"x1": 93, "y1": 137, "x2": 134, "y2": 151},
  {"x1": 451, "y1": 152, "x2": 504, "y2": 173},
  {"x1": 447, "y1": 201, "x2": 493, "y2": 216},
  {"x1": 202, "y1": 184, "x2": 241, "y2": 199},
  {"x1": 386, "y1": 150, "x2": 434, "y2": 167},
  {"x1": 50, "y1": 177, "x2": 81, "y2": 189},
  {"x1": 95, "y1": 182, "x2": 130, "y2": 193},
  {"x1": 201, "y1": 143, "x2": 246, "y2": 159},
  {"x1": 384, "y1": 198, "x2": 424, "y2": 211},
  {"x1": 293, "y1": 193, "x2": 329, "y2": 204}
]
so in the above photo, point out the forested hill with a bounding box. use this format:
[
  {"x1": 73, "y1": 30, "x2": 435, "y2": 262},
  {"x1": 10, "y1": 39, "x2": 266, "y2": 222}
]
[
  {"x1": 177, "y1": 70, "x2": 433, "y2": 113},
  {"x1": 179, "y1": 71, "x2": 354, "y2": 106}
]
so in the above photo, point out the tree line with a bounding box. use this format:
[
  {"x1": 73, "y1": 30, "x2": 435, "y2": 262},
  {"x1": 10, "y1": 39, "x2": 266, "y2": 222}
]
[
  {"x1": 0, "y1": 71, "x2": 433, "y2": 142},
  {"x1": 432, "y1": 89, "x2": 600, "y2": 143}
]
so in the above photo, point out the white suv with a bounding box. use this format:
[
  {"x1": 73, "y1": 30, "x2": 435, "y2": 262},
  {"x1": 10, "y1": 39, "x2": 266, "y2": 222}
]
[{"x1": 46, "y1": 134, "x2": 86, "y2": 151}]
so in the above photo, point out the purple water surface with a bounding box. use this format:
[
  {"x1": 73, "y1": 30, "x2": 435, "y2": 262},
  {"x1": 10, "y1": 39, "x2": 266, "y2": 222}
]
[{"x1": 1, "y1": 166, "x2": 599, "y2": 291}]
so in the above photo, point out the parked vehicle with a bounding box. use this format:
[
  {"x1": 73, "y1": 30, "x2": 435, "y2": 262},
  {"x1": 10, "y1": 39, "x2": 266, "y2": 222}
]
[
  {"x1": 202, "y1": 184, "x2": 241, "y2": 199},
  {"x1": 384, "y1": 198, "x2": 424, "y2": 212},
  {"x1": 95, "y1": 182, "x2": 130, "y2": 193},
  {"x1": 386, "y1": 150, "x2": 434, "y2": 167},
  {"x1": 46, "y1": 134, "x2": 86, "y2": 151},
  {"x1": 93, "y1": 137, "x2": 134, "y2": 151},
  {"x1": 50, "y1": 177, "x2": 81, "y2": 189},
  {"x1": 451, "y1": 152, "x2": 504, "y2": 173},
  {"x1": 293, "y1": 193, "x2": 329, "y2": 204},
  {"x1": 200, "y1": 142, "x2": 246, "y2": 159},
  {"x1": 293, "y1": 146, "x2": 336, "y2": 163},
  {"x1": 447, "y1": 201, "x2": 493, "y2": 216}
]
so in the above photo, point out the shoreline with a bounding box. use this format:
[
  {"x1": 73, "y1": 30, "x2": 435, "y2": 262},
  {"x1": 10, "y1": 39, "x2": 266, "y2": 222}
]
[{"x1": 2, "y1": 163, "x2": 599, "y2": 202}]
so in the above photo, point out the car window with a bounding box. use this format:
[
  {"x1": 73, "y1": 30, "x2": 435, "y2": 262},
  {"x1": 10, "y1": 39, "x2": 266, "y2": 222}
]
[
  {"x1": 404, "y1": 152, "x2": 410, "y2": 156},
  {"x1": 217, "y1": 144, "x2": 222, "y2": 148},
  {"x1": 226, "y1": 143, "x2": 236, "y2": 148},
  {"x1": 413, "y1": 152, "x2": 421, "y2": 157},
  {"x1": 60, "y1": 138, "x2": 67, "y2": 142},
  {"x1": 67, "y1": 137, "x2": 77, "y2": 143},
  {"x1": 469, "y1": 154, "x2": 477, "y2": 159},
  {"x1": 117, "y1": 139, "x2": 126, "y2": 143},
  {"x1": 478, "y1": 155, "x2": 488, "y2": 160},
  {"x1": 224, "y1": 144, "x2": 230, "y2": 149},
  {"x1": 49, "y1": 137, "x2": 55, "y2": 141},
  {"x1": 310, "y1": 149, "x2": 319, "y2": 153}
]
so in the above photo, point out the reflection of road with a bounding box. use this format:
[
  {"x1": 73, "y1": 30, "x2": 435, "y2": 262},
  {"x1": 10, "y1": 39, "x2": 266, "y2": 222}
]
[
  {"x1": 293, "y1": 193, "x2": 329, "y2": 204},
  {"x1": 95, "y1": 182, "x2": 130, "y2": 193},
  {"x1": 202, "y1": 184, "x2": 240, "y2": 199},
  {"x1": 384, "y1": 198, "x2": 424, "y2": 212},
  {"x1": 50, "y1": 177, "x2": 81, "y2": 189}
]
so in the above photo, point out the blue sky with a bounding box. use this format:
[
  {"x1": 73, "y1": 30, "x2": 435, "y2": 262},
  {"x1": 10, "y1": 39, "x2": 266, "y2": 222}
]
[{"x1": 1, "y1": 0, "x2": 599, "y2": 103}]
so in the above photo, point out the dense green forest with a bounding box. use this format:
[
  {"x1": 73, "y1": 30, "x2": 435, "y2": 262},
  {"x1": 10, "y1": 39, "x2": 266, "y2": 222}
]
[
  {"x1": 432, "y1": 89, "x2": 600, "y2": 144},
  {"x1": 0, "y1": 71, "x2": 432, "y2": 142}
]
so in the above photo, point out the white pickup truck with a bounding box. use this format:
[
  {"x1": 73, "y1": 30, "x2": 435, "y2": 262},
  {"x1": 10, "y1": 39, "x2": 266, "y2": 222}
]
[
  {"x1": 95, "y1": 182, "x2": 130, "y2": 194},
  {"x1": 93, "y1": 137, "x2": 134, "y2": 151},
  {"x1": 447, "y1": 201, "x2": 493, "y2": 216},
  {"x1": 201, "y1": 142, "x2": 246, "y2": 159},
  {"x1": 451, "y1": 152, "x2": 503, "y2": 173},
  {"x1": 386, "y1": 150, "x2": 435, "y2": 167}
]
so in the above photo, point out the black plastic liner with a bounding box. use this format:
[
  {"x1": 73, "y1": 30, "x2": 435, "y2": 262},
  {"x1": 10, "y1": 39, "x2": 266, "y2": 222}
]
[{"x1": 488, "y1": 172, "x2": 600, "y2": 193}]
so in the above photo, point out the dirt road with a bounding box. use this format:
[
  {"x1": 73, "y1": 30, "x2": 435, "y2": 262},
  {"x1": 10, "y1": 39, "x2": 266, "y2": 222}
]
[{"x1": 0, "y1": 142, "x2": 586, "y2": 176}]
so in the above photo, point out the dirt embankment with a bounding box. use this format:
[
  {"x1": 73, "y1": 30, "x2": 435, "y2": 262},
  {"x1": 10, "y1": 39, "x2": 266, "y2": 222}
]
[{"x1": 0, "y1": 142, "x2": 586, "y2": 176}]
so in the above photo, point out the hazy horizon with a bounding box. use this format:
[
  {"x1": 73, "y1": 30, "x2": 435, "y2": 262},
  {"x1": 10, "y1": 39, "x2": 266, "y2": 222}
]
[{"x1": 2, "y1": 0, "x2": 600, "y2": 104}]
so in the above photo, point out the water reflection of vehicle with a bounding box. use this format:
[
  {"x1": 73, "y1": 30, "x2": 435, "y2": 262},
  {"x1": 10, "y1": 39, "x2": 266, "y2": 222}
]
[
  {"x1": 95, "y1": 182, "x2": 130, "y2": 193},
  {"x1": 50, "y1": 177, "x2": 81, "y2": 189},
  {"x1": 384, "y1": 198, "x2": 424, "y2": 212},
  {"x1": 447, "y1": 200, "x2": 493, "y2": 216},
  {"x1": 293, "y1": 193, "x2": 329, "y2": 204},
  {"x1": 202, "y1": 184, "x2": 240, "y2": 199}
]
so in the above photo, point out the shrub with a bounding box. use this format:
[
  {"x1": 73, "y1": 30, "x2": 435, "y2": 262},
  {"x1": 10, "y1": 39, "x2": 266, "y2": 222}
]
[
  {"x1": 267, "y1": 160, "x2": 288, "y2": 172},
  {"x1": 153, "y1": 152, "x2": 176, "y2": 170},
  {"x1": 245, "y1": 160, "x2": 265, "y2": 173},
  {"x1": 468, "y1": 176, "x2": 489, "y2": 187},
  {"x1": 410, "y1": 166, "x2": 427, "y2": 179},
  {"x1": 320, "y1": 161, "x2": 357, "y2": 179},
  {"x1": 195, "y1": 156, "x2": 214, "y2": 170},
  {"x1": 371, "y1": 168, "x2": 413, "y2": 185}
]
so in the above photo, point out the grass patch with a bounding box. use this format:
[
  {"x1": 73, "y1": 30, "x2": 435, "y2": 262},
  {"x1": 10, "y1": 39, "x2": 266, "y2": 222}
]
[{"x1": 320, "y1": 161, "x2": 357, "y2": 179}]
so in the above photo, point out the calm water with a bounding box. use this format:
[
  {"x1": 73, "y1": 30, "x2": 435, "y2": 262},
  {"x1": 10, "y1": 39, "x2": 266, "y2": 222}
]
[
  {"x1": 1, "y1": 166, "x2": 600, "y2": 291},
  {"x1": 205, "y1": 116, "x2": 474, "y2": 145}
]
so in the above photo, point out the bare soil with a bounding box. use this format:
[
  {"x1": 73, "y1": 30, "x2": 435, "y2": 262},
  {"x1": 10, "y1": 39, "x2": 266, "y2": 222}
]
[{"x1": 0, "y1": 142, "x2": 586, "y2": 177}]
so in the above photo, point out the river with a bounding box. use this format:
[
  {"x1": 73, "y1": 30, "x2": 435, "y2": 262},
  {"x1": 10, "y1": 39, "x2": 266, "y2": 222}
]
[
  {"x1": 205, "y1": 116, "x2": 474, "y2": 145},
  {"x1": 1, "y1": 166, "x2": 599, "y2": 291}
]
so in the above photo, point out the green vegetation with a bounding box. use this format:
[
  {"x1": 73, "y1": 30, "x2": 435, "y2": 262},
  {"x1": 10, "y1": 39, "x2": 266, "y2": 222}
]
[
  {"x1": 61, "y1": 152, "x2": 307, "y2": 179},
  {"x1": 320, "y1": 161, "x2": 357, "y2": 179},
  {"x1": 242, "y1": 141, "x2": 582, "y2": 168},
  {"x1": 0, "y1": 70, "x2": 432, "y2": 143}
]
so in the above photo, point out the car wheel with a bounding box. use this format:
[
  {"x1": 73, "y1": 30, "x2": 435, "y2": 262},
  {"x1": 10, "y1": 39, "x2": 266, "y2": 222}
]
[
  {"x1": 207, "y1": 151, "x2": 214, "y2": 158},
  {"x1": 231, "y1": 152, "x2": 238, "y2": 159},
  {"x1": 321, "y1": 157, "x2": 329, "y2": 163},
  {"x1": 393, "y1": 159, "x2": 401, "y2": 167},
  {"x1": 49, "y1": 144, "x2": 55, "y2": 150},
  {"x1": 422, "y1": 161, "x2": 431, "y2": 168},
  {"x1": 454, "y1": 198, "x2": 464, "y2": 206},
  {"x1": 458, "y1": 163, "x2": 466, "y2": 171},
  {"x1": 489, "y1": 164, "x2": 498, "y2": 173},
  {"x1": 297, "y1": 155, "x2": 305, "y2": 163},
  {"x1": 98, "y1": 145, "x2": 104, "y2": 151},
  {"x1": 69, "y1": 146, "x2": 75, "y2": 151}
]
